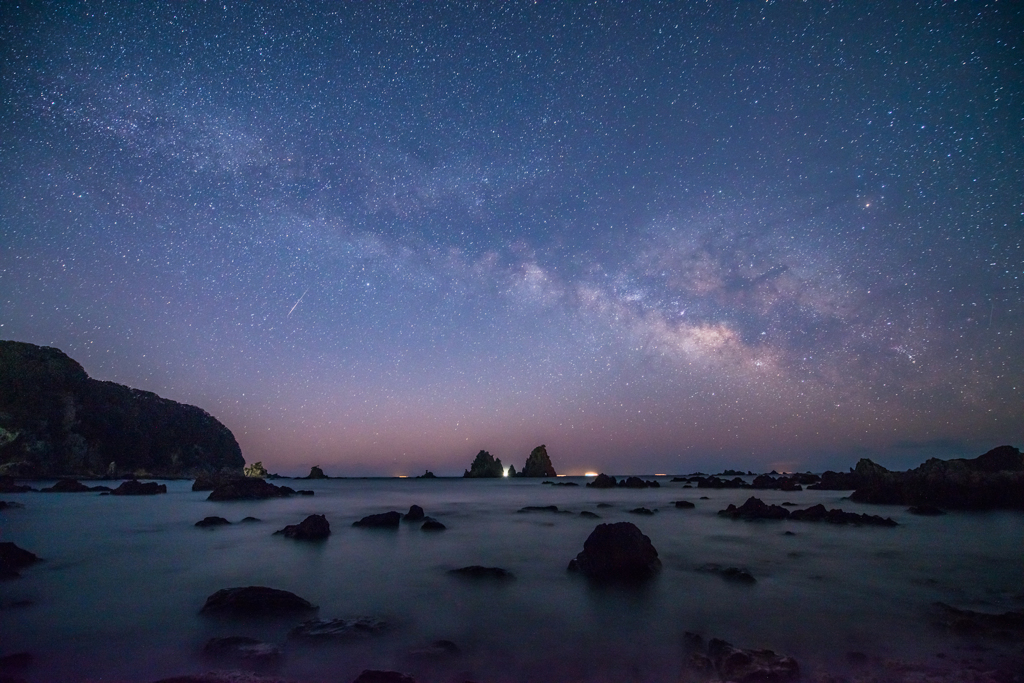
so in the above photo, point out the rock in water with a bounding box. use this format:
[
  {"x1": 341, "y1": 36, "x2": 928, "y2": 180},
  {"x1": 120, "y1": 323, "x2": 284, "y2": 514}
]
[
  {"x1": 403, "y1": 505, "x2": 425, "y2": 521},
  {"x1": 448, "y1": 566, "x2": 515, "y2": 580},
  {"x1": 674, "y1": 500, "x2": 695, "y2": 509},
  {"x1": 586, "y1": 473, "x2": 617, "y2": 488},
  {"x1": 200, "y1": 586, "x2": 317, "y2": 616},
  {"x1": 567, "y1": 522, "x2": 661, "y2": 581},
  {"x1": 0, "y1": 476, "x2": 33, "y2": 493},
  {"x1": 195, "y1": 516, "x2": 232, "y2": 527},
  {"x1": 290, "y1": 616, "x2": 389, "y2": 640},
  {"x1": 718, "y1": 497, "x2": 790, "y2": 520},
  {"x1": 304, "y1": 465, "x2": 327, "y2": 479},
  {"x1": 706, "y1": 638, "x2": 800, "y2": 683},
  {"x1": 40, "y1": 478, "x2": 95, "y2": 493},
  {"x1": 0, "y1": 340, "x2": 243, "y2": 478},
  {"x1": 274, "y1": 514, "x2": 330, "y2": 540},
  {"x1": 420, "y1": 519, "x2": 446, "y2": 531},
  {"x1": 111, "y1": 480, "x2": 167, "y2": 495},
  {"x1": 352, "y1": 672, "x2": 416, "y2": 683},
  {"x1": 353, "y1": 511, "x2": 401, "y2": 528},
  {"x1": 462, "y1": 450, "x2": 504, "y2": 478},
  {"x1": 0, "y1": 541, "x2": 41, "y2": 580},
  {"x1": 202, "y1": 636, "x2": 282, "y2": 665},
  {"x1": 520, "y1": 444, "x2": 557, "y2": 477},
  {"x1": 207, "y1": 478, "x2": 293, "y2": 501}
]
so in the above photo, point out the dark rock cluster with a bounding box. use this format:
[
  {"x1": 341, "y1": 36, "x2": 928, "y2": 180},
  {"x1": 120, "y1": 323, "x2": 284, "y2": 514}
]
[
  {"x1": 585, "y1": 473, "x2": 659, "y2": 488},
  {"x1": 684, "y1": 633, "x2": 799, "y2": 683},
  {"x1": 448, "y1": 565, "x2": 514, "y2": 580},
  {"x1": 39, "y1": 478, "x2": 110, "y2": 493},
  {"x1": 207, "y1": 478, "x2": 297, "y2": 501},
  {"x1": 353, "y1": 511, "x2": 402, "y2": 528},
  {"x1": 718, "y1": 497, "x2": 897, "y2": 526},
  {"x1": 462, "y1": 450, "x2": 504, "y2": 478},
  {"x1": 111, "y1": 479, "x2": 167, "y2": 495},
  {"x1": 274, "y1": 514, "x2": 330, "y2": 540},
  {"x1": 0, "y1": 340, "x2": 244, "y2": 478}
]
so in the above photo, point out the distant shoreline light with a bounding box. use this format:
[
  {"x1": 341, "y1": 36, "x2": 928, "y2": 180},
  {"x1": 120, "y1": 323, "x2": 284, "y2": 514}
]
[{"x1": 584, "y1": 472, "x2": 598, "y2": 477}]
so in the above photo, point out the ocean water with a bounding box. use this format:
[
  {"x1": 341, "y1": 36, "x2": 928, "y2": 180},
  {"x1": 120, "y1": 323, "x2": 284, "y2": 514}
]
[{"x1": 1, "y1": 477, "x2": 1022, "y2": 682}]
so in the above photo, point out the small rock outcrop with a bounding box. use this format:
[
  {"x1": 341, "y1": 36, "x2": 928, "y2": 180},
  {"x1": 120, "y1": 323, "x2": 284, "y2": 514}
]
[
  {"x1": 0, "y1": 541, "x2": 41, "y2": 580},
  {"x1": 788, "y1": 503, "x2": 897, "y2": 526},
  {"x1": 207, "y1": 478, "x2": 294, "y2": 501},
  {"x1": 463, "y1": 450, "x2": 504, "y2": 478},
  {"x1": 40, "y1": 478, "x2": 108, "y2": 493},
  {"x1": 520, "y1": 445, "x2": 556, "y2": 477},
  {"x1": 290, "y1": 616, "x2": 388, "y2": 640},
  {"x1": 628, "y1": 507, "x2": 655, "y2": 515},
  {"x1": 698, "y1": 564, "x2": 757, "y2": 584},
  {"x1": 195, "y1": 516, "x2": 232, "y2": 527},
  {"x1": 201, "y1": 636, "x2": 282, "y2": 665},
  {"x1": 274, "y1": 514, "x2": 330, "y2": 540},
  {"x1": 684, "y1": 636, "x2": 799, "y2": 683},
  {"x1": 110, "y1": 479, "x2": 167, "y2": 495},
  {"x1": 567, "y1": 522, "x2": 661, "y2": 581},
  {"x1": 403, "y1": 505, "x2": 425, "y2": 521},
  {"x1": 304, "y1": 466, "x2": 327, "y2": 479},
  {"x1": 586, "y1": 473, "x2": 617, "y2": 488},
  {"x1": 421, "y1": 518, "x2": 446, "y2": 531},
  {"x1": 674, "y1": 500, "x2": 695, "y2": 509},
  {"x1": 416, "y1": 470, "x2": 436, "y2": 478},
  {"x1": 199, "y1": 586, "x2": 317, "y2": 616},
  {"x1": 448, "y1": 566, "x2": 514, "y2": 580},
  {"x1": 718, "y1": 497, "x2": 790, "y2": 520},
  {"x1": 353, "y1": 511, "x2": 401, "y2": 528}
]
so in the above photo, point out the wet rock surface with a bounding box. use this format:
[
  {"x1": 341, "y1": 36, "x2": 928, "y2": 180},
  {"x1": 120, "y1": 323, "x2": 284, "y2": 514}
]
[
  {"x1": 289, "y1": 616, "x2": 388, "y2": 640},
  {"x1": 683, "y1": 634, "x2": 799, "y2": 683},
  {"x1": 274, "y1": 514, "x2": 330, "y2": 540},
  {"x1": 353, "y1": 511, "x2": 401, "y2": 528},
  {"x1": 448, "y1": 565, "x2": 514, "y2": 580},
  {"x1": 200, "y1": 586, "x2": 317, "y2": 617},
  {"x1": 567, "y1": 522, "x2": 661, "y2": 581}
]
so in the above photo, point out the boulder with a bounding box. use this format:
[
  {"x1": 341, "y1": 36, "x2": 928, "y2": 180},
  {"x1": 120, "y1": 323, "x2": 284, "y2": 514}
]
[
  {"x1": 304, "y1": 466, "x2": 327, "y2": 479},
  {"x1": 240, "y1": 516, "x2": 261, "y2": 523},
  {"x1": 628, "y1": 507, "x2": 655, "y2": 515},
  {"x1": 706, "y1": 638, "x2": 800, "y2": 683},
  {"x1": 290, "y1": 616, "x2": 388, "y2": 640},
  {"x1": 696, "y1": 476, "x2": 751, "y2": 489},
  {"x1": 353, "y1": 511, "x2": 401, "y2": 528},
  {"x1": 111, "y1": 480, "x2": 167, "y2": 495},
  {"x1": 202, "y1": 636, "x2": 282, "y2": 665},
  {"x1": 518, "y1": 505, "x2": 561, "y2": 513},
  {"x1": 586, "y1": 473, "x2": 617, "y2": 488},
  {"x1": 352, "y1": 672, "x2": 415, "y2": 683},
  {"x1": 403, "y1": 505, "x2": 425, "y2": 521},
  {"x1": 195, "y1": 516, "x2": 231, "y2": 527},
  {"x1": 567, "y1": 522, "x2": 661, "y2": 581},
  {"x1": 718, "y1": 497, "x2": 790, "y2": 520},
  {"x1": 420, "y1": 519, "x2": 446, "y2": 531},
  {"x1": 274, "y1": 514, "x2": 330, "y2": 540},
  {"x1": 200, "y1": 586, "x2": 317, "y2": 616},
  {"x1": 462, "y1": 450, "x2": 503, "y2": 478},
  {"x1": 0, "y1": 541, "x2": 40, "y2": 580},
  {"x1": 674, "y1": 500, "x2": 695, "y2": 509},
  {"x1": 448, "y1": 566, "x2": 514, "y2": 580},
  {"x1": 580, "y1": 510, "x2": 600, "y2": 518},
  {"x1": 520, "y1": 444, "x2": 556, "y2": 477},
  {"x1": 207, "y1": 478, "x2": 293, "y2": 501}
]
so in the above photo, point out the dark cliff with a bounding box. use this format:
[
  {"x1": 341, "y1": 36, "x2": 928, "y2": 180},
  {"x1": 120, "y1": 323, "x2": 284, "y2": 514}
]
[{"x1": 0, "y1": 340, "x2": 244, "y2": 477}]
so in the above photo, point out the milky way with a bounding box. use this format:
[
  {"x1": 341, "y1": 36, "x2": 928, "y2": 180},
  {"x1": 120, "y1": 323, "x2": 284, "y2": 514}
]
[{"x1": 2, "y1": 1, "x2": 1021, "y2": 475}]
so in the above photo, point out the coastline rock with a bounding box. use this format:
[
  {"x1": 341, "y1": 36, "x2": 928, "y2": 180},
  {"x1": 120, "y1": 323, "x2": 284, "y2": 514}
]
[
  {"x1": 698, "y1": 563, "x2": 757, "y2": 584},
  {"x1": 353, "y1": 511, "x2": 401, "y2": 528},
  {"x1": 586, "y1": 473, "x2": 617, "y2": 488},
  {"x1": 706, "y1": 638, "x2": 799, "y2": 683},
  {"x1": 290, "y1": 616, "x2": 388, "y2": 640},
  {"x1": 0, "y1": 477, "x2": 33, "y2": 493},
  {"x1": 202, "y1": 636, "x2": 282, "y2": 665},
  {"x1": 196, "y1": 516, "x2": 232, "y2": 527},
  {"x1": 207, "y1": 478, "x2": 293, "y2": 501},
  {"x1": 0, "y1": 542, "x2": 41, "y2": 580},
  {"x1": 0, "y1": 340, "x2": 243, "y2": 478},
  {"x1": 788, "y1": 503, "x2": 897, "y2": 526},
  {"x1": 420, "y1": 519, "x2": 446, "y2": 531},
  {"x1": 407, "y1": 639, "x2": 460, "y2": 659},
  {"x1": 448, "y1": 566, "x2": 514, "y2": 580},
  {"x1": 352, "y1": 672, "x2": 415, "y2": 683},
  {"x1": 622, "y1": 476, "x2": 659, "y2": 489},
  {"x1": 751, "y1": 474, "x2": 802, "y2": 492},
  {"x1": 304, "y1": 466, "x2": 327, "y2": 479},
  {"x1": 416, "y1": 470, "x2": 436, "y2": 478},
  {"x1": 580, "y1": 510, "x2": 600, "y2": 518},
  {"x1": 932, "y1": 602, "x2": 1024, "y2": 638},
  {"x1": 674, "y1": 500, "x2": 696, "y2": 509},
  {"x1": 718, "y1": 497, "x2": 790, "y2": 520},
  {"x1": 200, "y1": 586, "x2": 317, "y2": 617},
  {"x1": 110, "y1": 479, "x2": 167, "y2": 495},
  {"x1": 403, "y1": 505, "x2": 425, "y2": 521},
  {"x1": 567, "y1": 522, "x2": 661, "y2": 581},
  {"x1": 628, "y1": 507, "x2": 655, "y2": 515},
  {"x1": 274, "y1": 514, "x2": 330, "y2": 540},
  {"x1": 520, "y1": 444, "x2": 557, "y2": 477},
  {"x1": 463, "y1": 450, "x2": 504, "y2": 478},
  {"x1": 40, "y1": 478, "x2": 108, "y2": 493}
]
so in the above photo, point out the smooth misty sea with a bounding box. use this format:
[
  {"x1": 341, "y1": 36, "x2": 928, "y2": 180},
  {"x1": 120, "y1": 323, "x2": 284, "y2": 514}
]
[{"x1": 1, "y1": 477, "x2": 1022, "y2": 682}]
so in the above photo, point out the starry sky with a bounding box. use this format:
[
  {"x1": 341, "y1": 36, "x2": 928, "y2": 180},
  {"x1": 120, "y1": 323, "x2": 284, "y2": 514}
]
[{"x1": 1, "y1": 1, "x2": 1021, "y2": 476}]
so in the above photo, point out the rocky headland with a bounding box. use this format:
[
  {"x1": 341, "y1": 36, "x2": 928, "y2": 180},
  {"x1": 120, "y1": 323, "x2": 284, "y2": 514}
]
[{"x1": 0, "y1": 340, "x2": 244, "y2": 478}]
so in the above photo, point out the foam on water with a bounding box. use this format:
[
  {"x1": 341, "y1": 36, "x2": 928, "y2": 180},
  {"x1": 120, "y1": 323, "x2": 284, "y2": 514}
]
[{"x1": 1, "y1": 477, "x2": 1022, "y2": 682}]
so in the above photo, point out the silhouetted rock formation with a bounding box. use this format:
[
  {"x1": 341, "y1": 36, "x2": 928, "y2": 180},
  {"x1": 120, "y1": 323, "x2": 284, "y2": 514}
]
[
  {"x1": 586, "y1": 473, "x2": 617, "y2": 488},
  {"x1": 567, "y1": 522, "x2": 661, "y2": 581},
  {"x1": 416, "y1": 470, "x2": 436, "y2": 478},
  {"x1": 684, "y1": 635, "x2": 799, "y2": 683},
  {"x1": 0, "y1": 340, "x2": 244, "y2": 478},
  {"x1": 274, "y1": 514, "x2": 330, "y2": 540},
  {"x1": 448, "y1": 565, "x2": 514, "y2": 580},
  {"x1": 207, "y1": 478, "x2": 295, "y2": 501},
  {"x1": 421, "y1": 519, "x2": 446, "y2": 531},
  {"x1": 697, "y1": 476, "x2": 751, "y2": 489},
  {"x1": 39, "y1": 478, "x2": 109, "y2": 493},
  {"x1": 719, "y1": 497, "x2": 898, "y2": 526},
  {"x1": 304, "y1": 466, "x2": 327, "y2": 479},
  {"x1": 462, "y1": 450, "x2": 504, "y2": 478},
  {"x1": 520, "y1": 444, "x2": 556, "y2": 477},
  {"x1": 200, "y1": 586, "x2": 317, "y2": 616},
  {"x1": 622, "y1": 476, "x2": 659, "y2": 488},
  {"x1": 698, "y1": 564, "x2": 757, "y2": 584},
  {"x1": 674, "y1": 500, "x2": 695, "y2": 509},
  {"x1": 628, "y1": 507, "x2": 655, "y2": 515},
  {"x1": 0, "y1": 541, "x2": 40, "y2": 580},
  {"x1": 195, "y1": 516, "x2": 231, "y2": 527},
  {"x1": 518, "y1": 505, "x2": 561, "y2": 513},
  {"x1": 353, "y1": 511, "x2": 401, "y2": 528},
  {"x1": 811, "y1": 446, "x2": 1024, "y2": 510},
  {"x1": 403, "y1": 505, "x2": 425, "y2": 521},
  {"x1": 290, "y1": 616, "x2": 388, "y2": 640},
  {"x1": 751, "y1": 474, "x2": 802, "y2": 491},
  {"x1": 110, "y1": 479, "x2": 166, "y2": 495},
  {"x1": 718, "y1": 497, "x2": 790, "y2": 520},
  {"x1": 0, "y1": 476, "x2": 33, "y2": 493}
]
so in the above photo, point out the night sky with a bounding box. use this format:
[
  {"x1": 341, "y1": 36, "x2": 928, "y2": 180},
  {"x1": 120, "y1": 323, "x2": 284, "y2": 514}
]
[{"x1": 2, "y1": 1, "x2": 1021, "y2": 476}]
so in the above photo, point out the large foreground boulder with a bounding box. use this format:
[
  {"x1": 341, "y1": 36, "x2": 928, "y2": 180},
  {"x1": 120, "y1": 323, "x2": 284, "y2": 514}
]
[
  {"x1": 274, "y1": 514, "x2": 330, "y2": 540},
  {"x1": 207, "y1": 478, "x2": 294, "y2": 501},
  {"x1": 567, "y1": 522, "x2": 661, "y2": 581},
  {"x1": 200, "y1": 586, "x2": 317, "y2": 616},
  {"x1": 0, "y1": 340, "x2": 244, "y2": 478}
]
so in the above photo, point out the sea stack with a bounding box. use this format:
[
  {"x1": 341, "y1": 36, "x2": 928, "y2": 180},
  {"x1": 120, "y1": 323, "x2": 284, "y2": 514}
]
[
  {"x1": 520, "y1": 445, "x2": 556, "y2": 477},
  {"x1": 463, "y1": 450, "x2": 504, "y2": 478}
]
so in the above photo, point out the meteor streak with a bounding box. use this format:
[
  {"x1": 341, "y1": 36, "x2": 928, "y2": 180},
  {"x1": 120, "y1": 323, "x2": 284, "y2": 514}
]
[{"x1": 287, "y1": 288, "x2": 309, "y2": 318}]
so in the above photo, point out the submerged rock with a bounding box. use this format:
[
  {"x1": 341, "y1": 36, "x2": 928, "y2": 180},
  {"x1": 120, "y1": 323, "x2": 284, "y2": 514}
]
[
  {"x1": 567, "y1": 522, "x2": 661, "y2": 581},
  {"x1": 674, "y1": 500, "x2": 696, "y2": 509},
  {"x1": 290, "y1": 616, "x2": 388, "y2": 640},
  {"x1": 195, "y1": 516, "x2": 232, "y2": 527},
  {"x1": 403, "y1": 504, "x2": 425, "y2": 521},
  {"x1": 420, "y1": 519, "x2": 446, "y2": 531},
  {"x1": 407, "y1": 639, "x2": 460, "y2": 659},
  {"x1": 698, "y1": 563, "x2": 757, "y2": 584},
  {"x1": 718, "y1": 497, "x2": 790, "y2": 520},
  {"x1": 111, "y1": 480, "x2": 167, "y2": 495},
  {"x1": 40, "y1": 478, "x2": 105, "y2": 493},
  {"x1": 200, "y1": 586, "x2": 317, "y2": 617},
  {"x1": 202, "y1": 636, "x2": 282, "y2": 665},
  {"x1": 352, "y1": 672, "x2": 416, "y2": 683},
  {"x1": 274, "y1": 514, "x2": 330, "y2": 540},
  {"x1": 207, "y1": 478, "x2": 293, "y2": 501},
  {"x1": 353, "y1": 511, "x2": 401, "y2": 528},
  {"x1": 448, "y1": 566, "x2": 514, "y2": 580}
]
